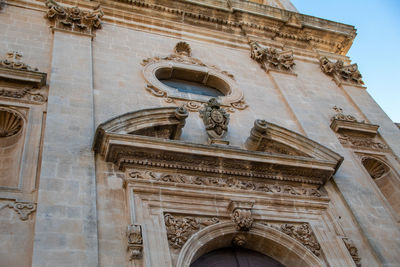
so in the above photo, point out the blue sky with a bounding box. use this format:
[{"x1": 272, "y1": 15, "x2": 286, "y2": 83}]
[{"x1": 291, "y1": 0, "x2": 400, "y2": 122}]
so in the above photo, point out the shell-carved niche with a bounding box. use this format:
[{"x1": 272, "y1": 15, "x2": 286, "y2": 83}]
[
  {"x1": 142, "y1": 42, "x2": 248, "y2": 113},
  {"x1": 0, "y1": 107, "x2": 26, "y2": 188}
]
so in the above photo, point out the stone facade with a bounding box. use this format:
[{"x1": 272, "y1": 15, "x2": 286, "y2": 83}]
[{"x1": 0, "y1": 0, "x2": 399, "y2": 267}]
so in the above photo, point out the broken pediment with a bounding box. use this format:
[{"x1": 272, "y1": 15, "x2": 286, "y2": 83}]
[
  {"x1": 245, "y1": 119, "x2": 342, "y2": 163},
  {"x1": 94, "y1": 111, "x2": 343, "y2": 186},
  {"x1": 93, "y1": 106, "x2": 188, "y2": 152}
]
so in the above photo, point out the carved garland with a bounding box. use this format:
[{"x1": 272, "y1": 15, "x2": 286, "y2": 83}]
[
  {"x1": 45, "y1": 0, "x2": 103, "y2": 35},
  {"x1": 127, "y1": 170, "x2": 324, "y2": 198},
  {"x1": 320, "y1": 56, "x2": 364, "y2": 86},
  {"x1": 342, "y1": 238, "x2": 361, "y2": 267},
  {"x1": 249, "y1": 41, "x2": 295, "y2": 73},
  {"x1": 142, "y1": 42, "x2": 248, "y2": 112}
]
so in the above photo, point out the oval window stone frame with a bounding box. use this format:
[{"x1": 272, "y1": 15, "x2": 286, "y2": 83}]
[{"x1": 142, "y1": 59, "x2": 246, "y2": 111}]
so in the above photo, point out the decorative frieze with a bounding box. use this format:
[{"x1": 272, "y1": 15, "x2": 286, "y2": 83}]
[
  {"x1": 126, "y1": 170, "x2": 324, "y2": 198},
  {"x1": 164, "y1": 213, "x2": 219, "y2": 249},
  {"x1": 338, "y1": 134, "x2": 388, "y2": 150},
  {"x1": 127, "y1": 224, "x2": 143, "y2": 260},
  {"x1": 8, "y1": 201, "x2": 36, "y2": 221},
  {"x1": 228, "y1": 201, "x2": 254, "y2": 231},
  {"x1": 249, "y1": 41, "x2": 295, "y2": 73},
  {"x1": 45, "y1": 0, "x2": 103, "y2": 35},
  {"x1": 342, "y1": 238, "x2": 361, "y2": 267},
  {"x1": 320, "y1": 57, "x2": 364, "y2": 86},
  {"x1": 199, "y1": 98, "x2": 230, "y2": 144}
]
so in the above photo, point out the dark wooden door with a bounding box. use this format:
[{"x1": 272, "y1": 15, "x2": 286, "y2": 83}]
[{"x1": 190, "y1": 247, "x2": 285, "y2": 267}]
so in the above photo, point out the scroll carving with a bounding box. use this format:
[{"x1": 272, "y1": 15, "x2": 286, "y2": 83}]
[
  {"x1": 45, "y1": 0, "x2": 103, "y2": 35},
  {"x1": 338, "y1": 134, "x2": 388, "y2": 150},
  {"x1": 8, "y1": 201, "x2": 36, "y2": 221},
  {"x1": 320, "y1": 56, "x2": 364, "y2": 85},
  {"x1": 199, "y1": 98, "x2": 230, "y2": 144},
  {"x1": 280, "y1": 223, "x2": 321, "y2": 256},
  {"x1": 127, "y1": 224, "x2": 143, "y2": 260},
  {"x1": 261, "y1": 222, "x2": 321, "y2": 256},
  {"x1": 249, "y1": 41, "x2": 295, "y2": 72},
  {"x1": 342, "y1": 238, "x2": 361, "y2": 267},
  {"x1": 164, "y1": 213, "x2": 219, "y2": 249},
  {"x1": 142, "y1": 42, "x2": 247, "y2": 112},
  {"x1": 228, "y1": 201, "x2": 254, "y2": 231},
  {"x1": 331, "y1": 106, "x2": 358, "y2": 122},
  {"x1": 0, "y1": 52, "x2": 47, "y2": 103}
]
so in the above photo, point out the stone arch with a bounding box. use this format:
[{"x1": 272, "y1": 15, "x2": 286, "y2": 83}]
[{"x1": 176, "y1": 222, "x2": 325, "y2": 267}]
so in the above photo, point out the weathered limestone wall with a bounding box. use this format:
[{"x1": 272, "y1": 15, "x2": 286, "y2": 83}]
[
  {"x1": 32, "y1": 30, "x2": 98, "y2": 267},
  {"x1": 0, "y1": 4, "x2": 51, "y2": 267}
]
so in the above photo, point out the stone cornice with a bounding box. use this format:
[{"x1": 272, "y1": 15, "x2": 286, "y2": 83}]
[{"x1": 95, "y1": 0, "x2": 355, "y2": 55}]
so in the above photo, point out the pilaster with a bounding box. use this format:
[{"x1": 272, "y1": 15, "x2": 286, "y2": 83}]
[{"x1": 32, "y1": 27, "x2": 98, "y2": 267}]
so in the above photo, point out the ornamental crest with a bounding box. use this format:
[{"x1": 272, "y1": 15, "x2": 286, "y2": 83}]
[{"x1": 200, "y1": 98, "x2": 229, "y2": 142}]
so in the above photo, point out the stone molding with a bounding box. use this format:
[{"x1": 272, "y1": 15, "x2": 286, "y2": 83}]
[
  {"x1": 176, "y1": 222, "x2": 325, "y2": 267},
  {"x1": 127, "y1": 224, "x2": 143, "y2": 260},
  {"x1": 142, "y1": 42, "x2": 247, "y2": 112},
  {"x1": 110, "y1": 0, "x2": 355, "y2": 55},
  {"x1": 126, "y1": 170, "x2": 325, "y2": 198},
  {"x1": 342, "y1": 238, "x2": 361, "y2": 267},
  {"x1": 228, "y1": 201, "x2": 254, "y2": 231},
  {"x1": 94, "y1": 115, "x2": 343, "y2": 185},
  {"x1": 0, "y1": 52, "x2": 47, "y2": 104},
  {"x1": 8, "y1": 201, "x2": 36, "y2": 221},
  {"x1": 320, "y1": 56, "x2": 364, "y2": 86},
  {"x1": 249, "y1": 41, "x2": 295, "y2": 73},
  {"x1": 45, "y1": 0, "x2": 103, "y2": 35},
  {"x1": 93, "y1": 106, "x2": 188, "y2": 152},
  {"x1": 330, "y1": 106, "x2": 388, "y2": 151}
]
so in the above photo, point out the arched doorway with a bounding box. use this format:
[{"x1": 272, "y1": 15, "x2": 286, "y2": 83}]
[{"x1": 190, "y1": 247, "x2": 285, "y2": 267}]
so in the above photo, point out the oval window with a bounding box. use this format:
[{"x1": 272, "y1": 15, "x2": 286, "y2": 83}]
[{"x1": 155, "y1": 67, "x2": 229, "y2": 98}]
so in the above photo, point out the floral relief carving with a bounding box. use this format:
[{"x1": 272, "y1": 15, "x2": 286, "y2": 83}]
[
  {"x1": 320, "y1": 56, "x2": 364, "y2": 85},
  {"x1": 127, "y1": 224, "x2": 143, "y2": 260},
  {"x1": 45, "y1": 0, "x2": 103, "y2": 34},
  {"x1": 338, "y1": 134, "x2": 388, "y2": 150},
  {"x1": 8, "y1": 201, "x2": 36, "y2": 221},
  {"x1": 249, "y1": 41, "x2": 295, "y2": 73},
  {"x1": 262, "y1": 222, "x2": 321, "y2": 257},
  {"x1": 164, "y1": 213, "x2": 219, "y2": 249},
  {"x1": 199, "y1": 98, "x2": 230, "y2": 143},
  {"x1": 141, "y1": 42, "x2": 247, "y2": 112},
  {"x1": 342, "y1": 238, "x2": 361, "y2": 267},
  {"x1": 127, "y1": 170, "x2": 324, "y2": 198}
]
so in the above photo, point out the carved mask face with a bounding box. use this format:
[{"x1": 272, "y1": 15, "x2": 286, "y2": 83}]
[{"x1": 211, "y1": 109, "x2": 224, "y2": 123}]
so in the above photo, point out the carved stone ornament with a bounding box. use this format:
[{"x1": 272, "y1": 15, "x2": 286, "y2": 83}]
[
  {"x1": 320, "y1": 56, "x2": 364, "y2": 85},
  {"x1": 141, "y1": 42, "x2": 247, "y2": 112},
  {"x1": 232, "y1": 234, "x2": 247, "y2": 247},
  {"x1": 164, "y1": 213, "x2": 219, "y2": 249},
  {"x1": 127, "y1": 224, "x2": 143, "y2": 260},
  {"x1": 0, "y1": 0, "x2": 5, "y2": 10},
  {"x1": 249, "y1": 41, "x2": 295, "y2": 73},
  {"x1": 199, "y1": 98, "x2": 230, "y2": 144},
  {"x1": 342, "y1": 238, "x2": 361, "y2": 267},
  {"x1": 0, "y1": 52, "x2": 47, "y2": 103},
  {"x1": 228, "y1": 201, "x2": 254, "y2": 231},
  {"x1": 8, "y1": 201, "x2": 36, "y2": 221},
  {"x1": 127, "y1": 170, "x2": 325, "y2": 197},
  {"x1": 45, "y1": 0, "x2": 103, "y2": 35},
  {"x1": 0, "y1": 108, "x2": 23, "y2": 138},
  {"x1": 277, "y1": 223, "x2": 321, "y2": 257}
]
